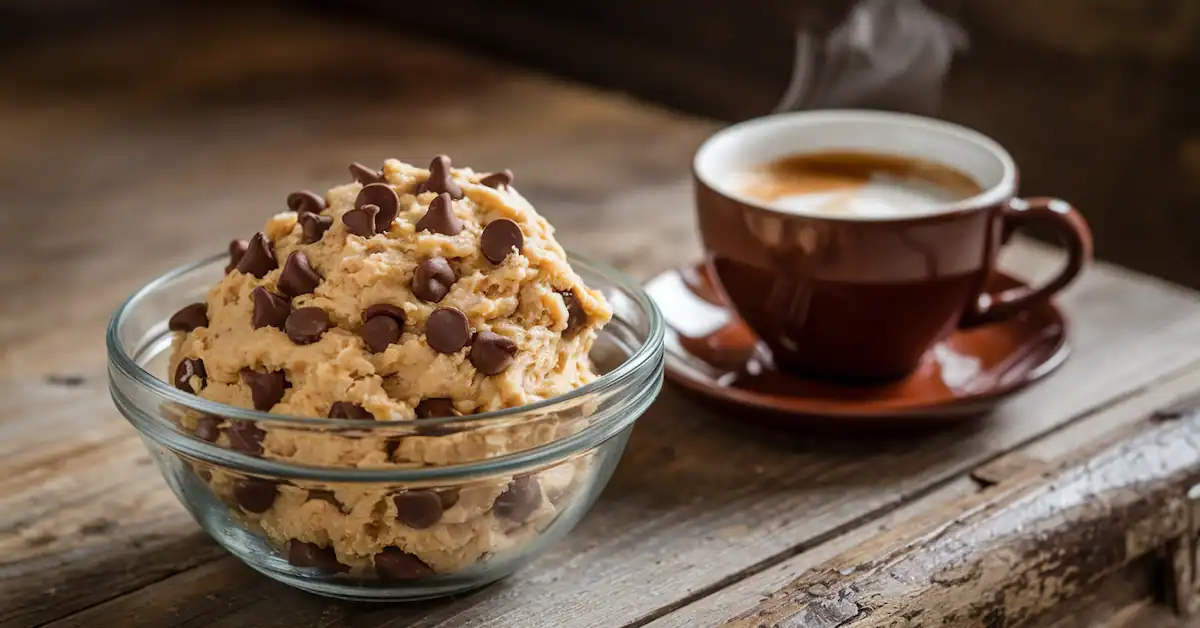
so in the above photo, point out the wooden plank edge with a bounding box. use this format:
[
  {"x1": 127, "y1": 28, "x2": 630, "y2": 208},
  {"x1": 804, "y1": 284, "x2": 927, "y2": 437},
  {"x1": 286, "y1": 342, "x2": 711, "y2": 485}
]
[{"x1": 722, "y1": 382, "x2": 1200, "y2": 627}]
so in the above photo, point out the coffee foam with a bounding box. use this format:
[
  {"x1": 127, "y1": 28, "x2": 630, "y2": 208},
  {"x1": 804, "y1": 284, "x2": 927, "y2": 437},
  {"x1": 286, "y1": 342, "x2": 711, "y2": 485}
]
[{"x1": 733, "y1": 152, "x2": 982, "y2": 219}]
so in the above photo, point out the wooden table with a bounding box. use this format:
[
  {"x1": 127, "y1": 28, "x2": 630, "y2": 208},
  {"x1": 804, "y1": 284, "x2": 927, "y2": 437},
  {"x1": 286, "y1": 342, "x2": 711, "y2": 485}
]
[{"x1": 6, "y1": 8, "x2": 1200, "y2": 628}]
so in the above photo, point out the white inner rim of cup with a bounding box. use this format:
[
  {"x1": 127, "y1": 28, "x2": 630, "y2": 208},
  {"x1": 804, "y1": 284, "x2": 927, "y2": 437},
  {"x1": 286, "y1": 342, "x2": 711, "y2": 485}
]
[{"x1": 693, "y1": 110, "x2": 1016, "y2": 220}]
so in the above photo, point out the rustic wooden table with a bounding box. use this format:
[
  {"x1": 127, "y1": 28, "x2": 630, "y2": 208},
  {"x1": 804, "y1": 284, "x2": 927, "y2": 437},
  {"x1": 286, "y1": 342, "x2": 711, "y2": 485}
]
[{"x1": 6, "y1": 8, "x2": 1200, "y2": 628}]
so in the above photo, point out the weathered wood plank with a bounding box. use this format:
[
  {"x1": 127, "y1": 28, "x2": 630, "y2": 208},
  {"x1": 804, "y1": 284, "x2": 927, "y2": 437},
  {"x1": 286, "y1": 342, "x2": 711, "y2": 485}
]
[
  {"x1": 653, "y1": 360, "x2": 1200, "y2": 628},
  {"x1": 724, "y1": 399, "x2": 1200, "y2": 627}
]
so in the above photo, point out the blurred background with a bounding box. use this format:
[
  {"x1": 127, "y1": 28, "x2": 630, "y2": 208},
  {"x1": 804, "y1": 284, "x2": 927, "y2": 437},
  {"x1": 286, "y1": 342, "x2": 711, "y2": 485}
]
[{"x1": 3, "y1": 0, "x2": 1199, "y2": 286}]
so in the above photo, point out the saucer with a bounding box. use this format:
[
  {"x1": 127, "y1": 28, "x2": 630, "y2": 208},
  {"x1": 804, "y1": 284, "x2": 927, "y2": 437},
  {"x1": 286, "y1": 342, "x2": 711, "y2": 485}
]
[{"x1": 645, "y1": 262, "x2": 1070, "y2": 426}]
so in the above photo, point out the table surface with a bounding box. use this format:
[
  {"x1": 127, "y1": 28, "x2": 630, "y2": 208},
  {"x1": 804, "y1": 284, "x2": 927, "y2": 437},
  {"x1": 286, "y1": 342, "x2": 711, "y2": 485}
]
[{"x1": 6, "y1": 8, "x2": 1200, "y2": 628}]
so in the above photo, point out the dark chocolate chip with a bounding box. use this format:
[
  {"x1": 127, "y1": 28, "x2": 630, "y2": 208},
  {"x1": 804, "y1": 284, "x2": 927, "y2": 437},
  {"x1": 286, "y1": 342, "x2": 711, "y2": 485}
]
[
  {"x1": 194, "y1": 415, "x2": 221, "y2": 442},
  {"x1": 328, "y1": 401, "x2": 373, "y2": 419},
  {"x1": 285, "y1": 307, "x2": 330, "y2": 345},
  {"x1": 393, "y1": 491, "x2": 444, "y2": 529},
  {"x1": 173, "y1": 358, "x2": 206, "y2": 393},
  {"x1": 277, "y1": 251, "x2": 321, "y2": 298},
  {"x1": 226, "y1": 239, "x2": 249, "y2": 274},
  {"x1": 361, "y1": 315, "x2": 401, "y2": 354},
  {"x1": 419, "y1": 155, "x2": 463, "y2": 199},
  {"x1": 361, "y1": 303, "x2": 407, "y2": 354},
  {"x1": 233, "y1": 478, "x2": 278, "y2": 513},
  {"x1": 355, "y1": 183, "x2": 399, "y2": 233},
  {"x1": 251, "y1": 286, "x2": 291, "y2": 330},
  {"x1": 169, "y1": 303, "x2": 209, "y2": 333},
  {"x1": 414, "y1": 398, "x2": 457, "y2": 419},
  {"x1": 287, "y1": 540, "x2": 349, "y2": 572},
  {"x1": 480, "y1": 219, "x2": 524, "y2": 264},
  {"x1": 425, "y1": 307, "x2": 470, "y2": 354},
  {"x1": 364, "y1": 303, "x2": 407, "y2": 324},
  {"x1": 374, "y1": 547, "x2": 434, "y2": 580},
  {"x1": 240, "y1": 369, "x2": 288, "y2": 411},
  {"x1": 479, "y1": 169, "x2": 514, "y2": 189},
  {"x1": 236, "y1": 232, "x2": 278, "y2": 278},
  {"x1": 412, "y1": 257, "x2": 455, "y2": 302},
  {"x1": 343, "y1": 204, "x2": 380, "y2": 237},
  {"x1": 438, "y1": 489, "x2": 461, "y2": 509},
  {"x1": 349, "y1": 162, "x2": 384, "y2": 184},
  {"x1": 226, "y1": 419, "x2": 265, "y2": 455},
  {"x1": 494, "y1": 475, "x2": 542, "y2": 522},
  {"x1": 299, "y1": 213, "x2": 333, "y2": 244},
  {"x1": 562, "y1": 290, "x2": 587, "y2": 338},
  {"x1": 469, "y1": 331, "x2": 517, "y2": 375},
  {"x1": 286, "y1": 190, "x2": 327, "y2": 216},
  {"x1": 415, "y1": 193, "x2": 462, "y2": 236}
]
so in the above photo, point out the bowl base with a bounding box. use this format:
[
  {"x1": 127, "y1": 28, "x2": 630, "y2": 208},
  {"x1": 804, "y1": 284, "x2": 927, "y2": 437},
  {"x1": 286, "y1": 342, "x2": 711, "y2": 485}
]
[{"x1": 242, "y1": 561, "x2": 509, "y2": 601}]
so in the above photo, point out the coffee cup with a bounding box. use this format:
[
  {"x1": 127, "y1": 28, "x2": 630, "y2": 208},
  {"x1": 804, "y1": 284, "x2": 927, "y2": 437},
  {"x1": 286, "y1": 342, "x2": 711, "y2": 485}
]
[{"x1": 693, "y1": 110, "x2": 1092, "y2": 382}]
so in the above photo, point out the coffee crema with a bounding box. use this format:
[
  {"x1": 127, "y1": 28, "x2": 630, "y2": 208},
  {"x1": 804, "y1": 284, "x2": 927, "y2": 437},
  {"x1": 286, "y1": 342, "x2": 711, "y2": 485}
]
[{"x1": 734, "y1": 151, "x2": 983, "y2": 219}]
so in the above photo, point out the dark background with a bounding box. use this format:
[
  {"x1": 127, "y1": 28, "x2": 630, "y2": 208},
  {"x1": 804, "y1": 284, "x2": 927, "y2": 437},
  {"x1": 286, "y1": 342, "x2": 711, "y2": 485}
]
[{"x1": 4, "y1": 0, "x2": 1199, "y2": 287}]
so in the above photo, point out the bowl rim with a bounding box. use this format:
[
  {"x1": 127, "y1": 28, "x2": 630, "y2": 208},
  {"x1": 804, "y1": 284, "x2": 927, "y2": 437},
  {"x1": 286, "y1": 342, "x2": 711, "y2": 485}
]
[{"x1": 107, "y1": 249, "x2": 664, "y2": 431}]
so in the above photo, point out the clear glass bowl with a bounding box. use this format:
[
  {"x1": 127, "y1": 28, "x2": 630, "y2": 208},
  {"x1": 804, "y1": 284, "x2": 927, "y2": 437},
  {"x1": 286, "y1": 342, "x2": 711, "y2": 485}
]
[{"x1": 107, "y1": 251, "x2": 663, "y2": 601}]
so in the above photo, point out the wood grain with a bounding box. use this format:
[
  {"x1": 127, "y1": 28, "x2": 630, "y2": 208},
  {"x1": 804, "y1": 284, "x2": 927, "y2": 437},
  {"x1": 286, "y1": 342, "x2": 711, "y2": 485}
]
[
  {"x1": 6, "y1": 6, "x2": 1200, "y2": 628},
  {"x1": 724, "y1": 400, "x2": 1200, "y2": 627},
  {"x1": 653, "y1": 365, "x2": 1200, "y2": 628}
]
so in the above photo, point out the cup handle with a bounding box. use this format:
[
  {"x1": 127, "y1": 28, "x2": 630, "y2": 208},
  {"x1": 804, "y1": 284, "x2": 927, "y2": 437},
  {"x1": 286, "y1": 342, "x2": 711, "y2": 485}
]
[{"x1": 958, "y1": 197, "x2": 1093, "y2": 328}]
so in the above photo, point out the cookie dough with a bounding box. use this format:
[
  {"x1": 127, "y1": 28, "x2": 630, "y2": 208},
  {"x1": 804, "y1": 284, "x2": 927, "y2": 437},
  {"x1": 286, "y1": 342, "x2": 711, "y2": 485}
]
[{"x1": 169, "y1": 156, "x2": 611, "y2": 577}]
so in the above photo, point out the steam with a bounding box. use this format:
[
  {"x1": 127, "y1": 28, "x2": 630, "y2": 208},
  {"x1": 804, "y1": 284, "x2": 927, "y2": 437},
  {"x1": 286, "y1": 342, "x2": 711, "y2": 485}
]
[{"x1": 774, "y1": 0, "x2": 967, "y2": 115}]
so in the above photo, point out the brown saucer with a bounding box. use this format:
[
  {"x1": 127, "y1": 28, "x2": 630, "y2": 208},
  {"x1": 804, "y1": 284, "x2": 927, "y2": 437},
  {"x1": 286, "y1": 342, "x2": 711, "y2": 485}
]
[{"x1": 646, "y1": 262, "x2": 1070, "y2": 426}]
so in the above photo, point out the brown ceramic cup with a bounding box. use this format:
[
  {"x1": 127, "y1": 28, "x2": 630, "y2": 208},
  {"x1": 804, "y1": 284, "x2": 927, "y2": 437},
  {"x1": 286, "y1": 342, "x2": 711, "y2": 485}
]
[{"x1": 693, "y1": 110, "x2": 1092, "y2": 382}]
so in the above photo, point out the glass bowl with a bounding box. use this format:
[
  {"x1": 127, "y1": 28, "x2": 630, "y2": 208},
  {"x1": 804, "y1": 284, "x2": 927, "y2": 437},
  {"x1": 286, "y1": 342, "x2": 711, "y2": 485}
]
[{"x1": 107, "y1": 251, "x2": 663, "y2": 601}]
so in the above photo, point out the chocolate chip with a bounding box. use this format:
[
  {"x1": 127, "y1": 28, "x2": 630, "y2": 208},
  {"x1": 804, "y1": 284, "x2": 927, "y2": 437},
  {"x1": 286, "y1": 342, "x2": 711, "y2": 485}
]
[
  {"x1": 412, "y1": 257, "x2": 455, "y2": 302},
  {"x1": 494, "y1": 475, "x2": 542, "y2": 522},
  {"x1": 277, "y1": 251, "x2": 321, "y2": 298},
  {"x1": 343, "y1": 204, "x2": 380, "y2": 237},
  {"x1": 285, "y1": 307, "x2": 330, "y2": 345},
  {"x1": 426, "y1": 307, "x2": 470, "y2": 354},
  {"x1": 299, "y1": 213, "x2": 333, "y2": 244},
  {"x1": 251, "y1": 287, "x2": 291, "y2": 330},
  {"x1": 415, "y1": 193, "x2": 462, "y2": 236},
  {"x1": 393, "y1": 491, "x2": 444, "y2": 529},
  {"x1": 287, "y1": 540, "x2": 349, "y2": 572},
  {"x1": 562, "y1": 290, "x2": 587, "y2": 338},
  {"x1": 240, "y1": 369, "x2": 288, "y2": 411},
  {"x1": 419, "y1": 155, "x2": 463, "y2": 199},
  {"x1": 233, "y1": 478, "x2": 278, "y2": 513},
  {"x1": 226, "y1": 239, "x2": 249, "y2": 274},
  {"x1": 479, "y1": 169, "x2": 514, "y2": 189},
  {"x1": 362, "y1": 304, "x2": 406, "y2": 353},
  {"x1": 194, "y1": 416, "x2": 221, "y2": 442},
  {"x1": 469, "y1": 331, "x2": 517, "y2": 375},
  {"x1": 374, "y1": 547, "x2": 434, "y2": 580},
  {"x1": 414, "y1": 398, "x2": 457, "y2": 419},
  {"x1": 328, "y1": 401, "x2": 373, "y2": 419},
  {"x1": 236, "y1": 232, "x2": 278, "y2": 278},
  {"x1": 364, "y1": 303, "x2": 407, "y2": 324},
  {"x1": 480, "y1": 219, "x2": 524, "y2": 264},
  {"x1": 226, "y1": 420, "x2": 265, "y2": 455},
  {"x1": 438, "y1": 489, "x2": 461, "y2": 509},
  {"x1": 286, "y1": 190, "x2": 326, "y2": 216},
  {"x1": 173, "y1": 358, "x2": 206, "y2": 393},
  {"x1": 169, "y1": 303, "x2": 208, "y2": 333},
  {"x1": 355, "y1": 183, "x2": 399, "y2": 233},
  {"x1": 361, "y1": 316, "x2": 401, "y2": 354},
  {"x1": 349, "y1": 162, "x2": 384, "y2": 184}
]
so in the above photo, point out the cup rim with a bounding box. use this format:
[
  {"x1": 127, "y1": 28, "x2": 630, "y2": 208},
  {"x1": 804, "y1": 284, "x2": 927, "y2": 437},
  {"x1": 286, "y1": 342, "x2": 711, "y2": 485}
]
[
  {"x1": 693, "y1": 109, "x2": 1018, "y2": 223},
  {"x1": 106, "y1": 250, "x2": 664, "y2": 429}
]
